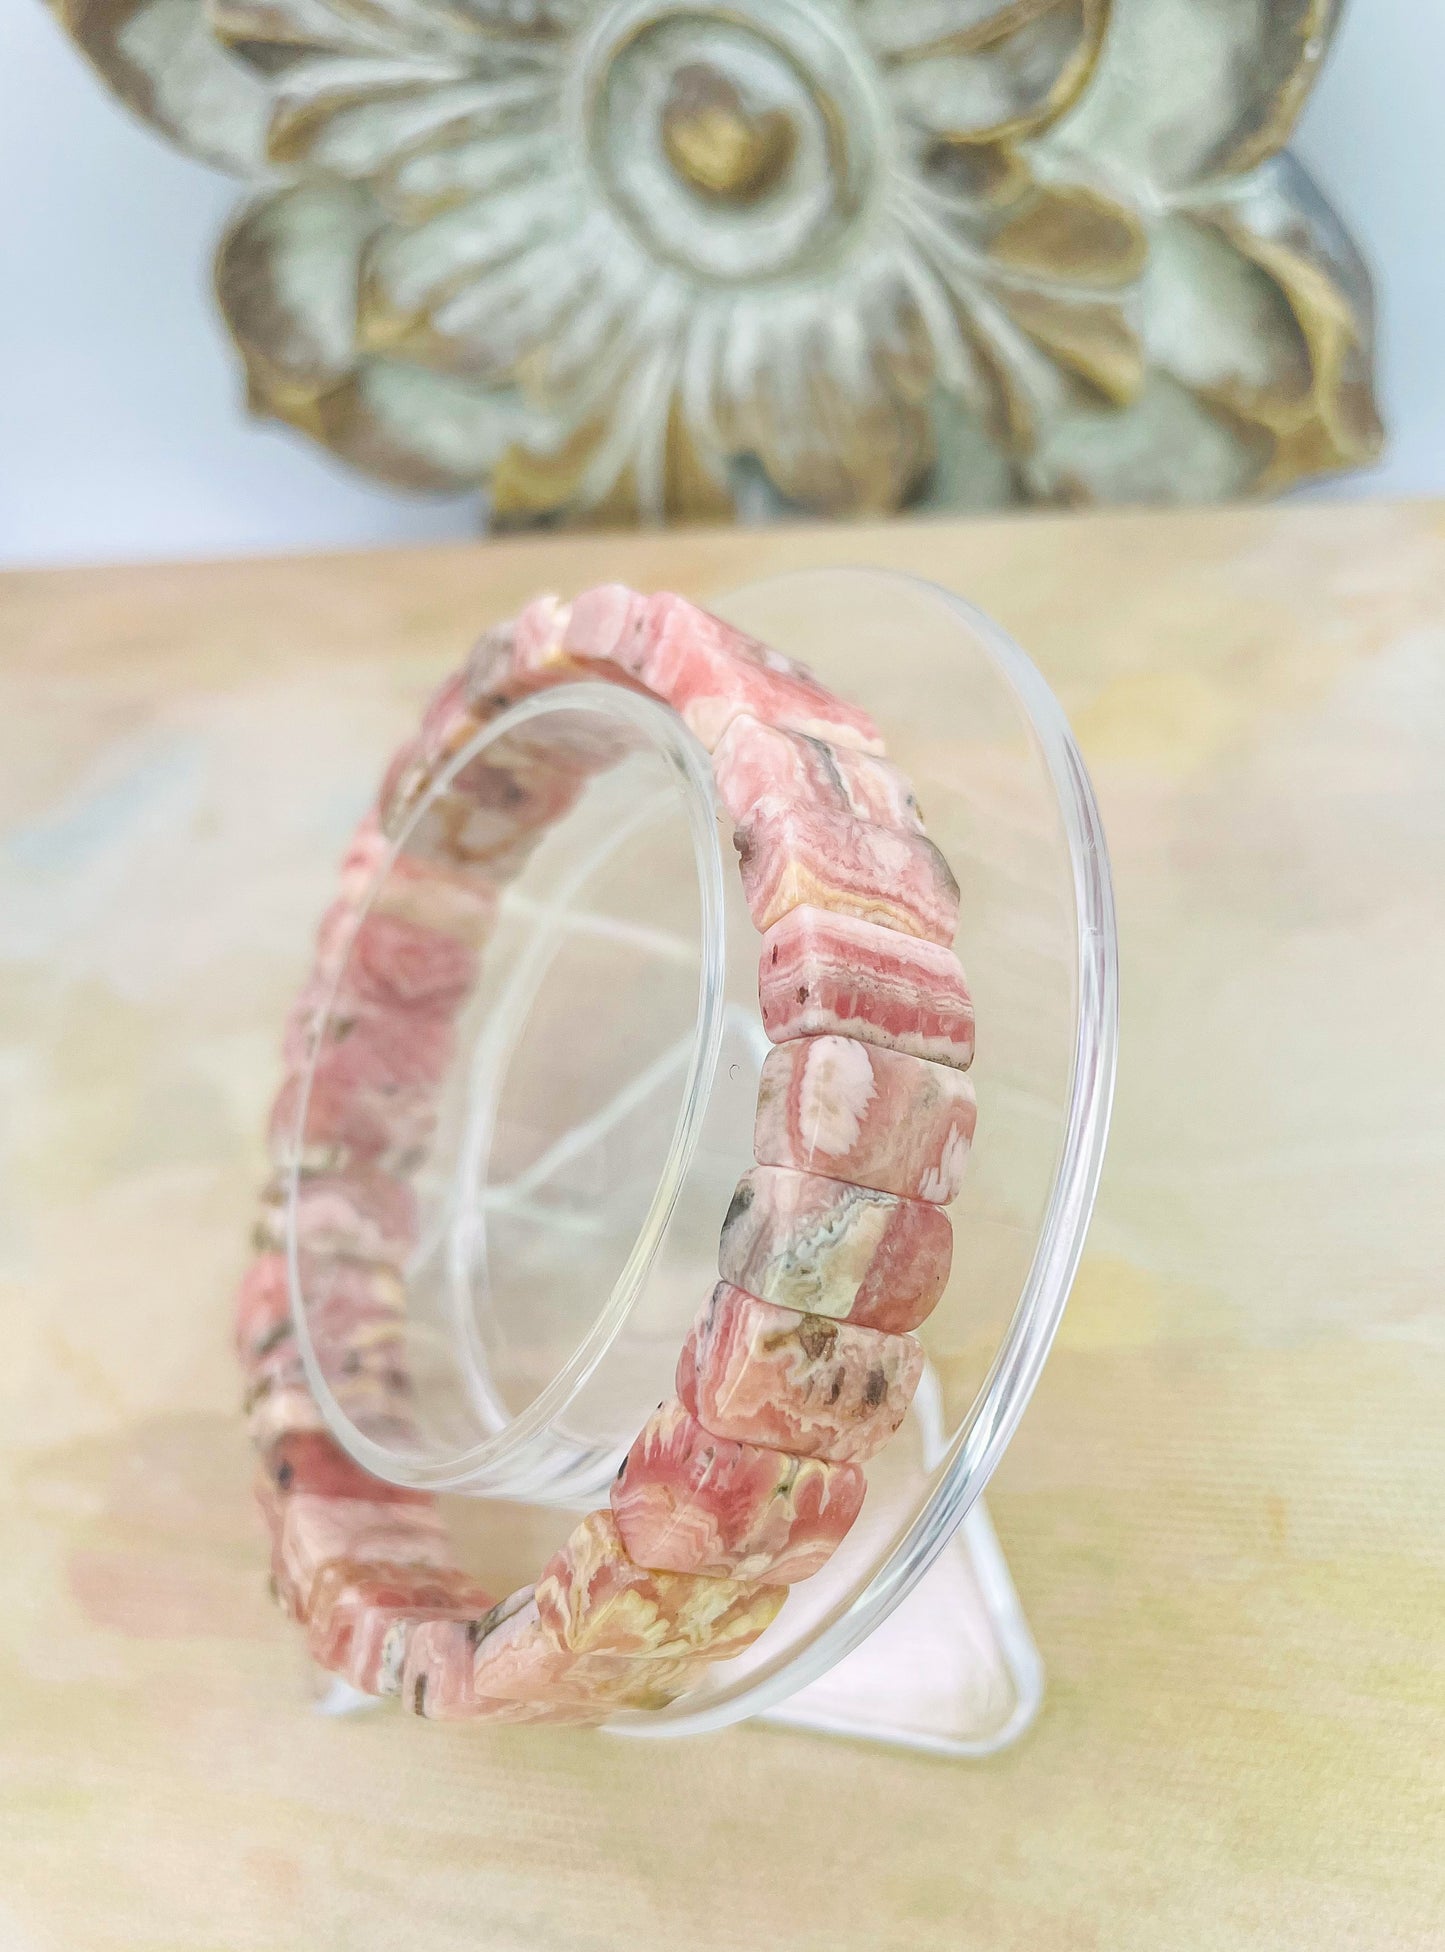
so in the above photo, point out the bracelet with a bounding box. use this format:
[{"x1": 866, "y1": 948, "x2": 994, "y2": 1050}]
[{"x1": 237, "y1": 587, "x2": 977, "y2": 1724}]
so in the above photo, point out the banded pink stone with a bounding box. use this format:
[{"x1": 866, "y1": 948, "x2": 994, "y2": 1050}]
[
  {"x1": 261, "y1": 1429, "x2": 425, "y2": 1504},
  {"x1": 718, "y1": 1164, "x2": 952, "y2": 1335},
  {"x1": 533, "y1": 1508, "x2": 784, "y2": 1662},
  {"x1": 267, "y1": 1059, "x2": 436, "y2": 1174},
  {"x1": 612, "y1": 1398, "x2": 865, "y2": 1584},
  {"x1": 397, "y1": 1618, "x2": 484, "y2": 1719},
  {"x1": 306, "y1": 1559, "x2": 494, "y2": 1694},
  {"x1": 678, "y1": 1283, "x2": 924, "y2": 1465},
  {"x1": 238, "y1": 1260, "x2": 406, "y2": 1443},
  {"x1": 734, "y1": 795, "x2": 960, "y2": 944},
  {"x1": 468, "y1": 1598, "x2": 707, "y2": 1714},
  {"x1": 712, "y1": 713, "x2": 923, "y2": 832},
  {"x1": 254, "y1": 1164, "x2": 417, "y2": 1266},
  {"x1": 299, "y1": 1256, "x2": 406, "y2": 1343},
  {"x1": 313, "y1": 906, "x2": 477, "y2": 1016},
  {"x1": 339, "y1": 815, "x2": 496, "y2": 947},
  {"x1": 234, "y1": 1253, "x2": 291, "y2": 1366},
  {"x1": 263, "y1": 1490, "x2": 452, "y2": 1621},
  {"x1": 245, "y1": 1379, "x2": 328, "y2": 1448},
  {"x1": 759, "y1": 906, "x2": 975, "y2": 1069},
  {"x1": 269, "y1": 998, "x2": 453, "y2": 1171},
  {"x1": 398, "y1": 1618, "x2": 608, "y2": 1723},
  {"x1": 518, "y1": 586, "x2": 884, "y2": 754},
  {"x1": 754, "y1": 1035, "x2": 977, "y2": 1204}
]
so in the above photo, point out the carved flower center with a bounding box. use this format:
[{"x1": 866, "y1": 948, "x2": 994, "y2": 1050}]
[
  {"x1": 577, "y1": 0, "x2": 883, "y2": 285},
  {"x1": 660, "y1": 63, "x2": 798, "y2": 204}
]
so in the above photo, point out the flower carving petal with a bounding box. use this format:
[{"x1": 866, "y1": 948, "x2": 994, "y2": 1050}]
[
  {"x1": 1042, "y1": 0, "x2": 1345, "y2": 193},
  {"x1": 872, "y1": 0, "x2": 1107, "y2": 146},
  {"x1": 1147, "y1": 156, "x2": 1384, "y2": 489},
  {"x1": 704, "y1": 264, "x2": 937, "y2": 516},
  {"x1": 59, "y1": 0, "x2": 1383, "y2": 520},
  {"x1": 218, "y1": 179, "x2": 524, "y2": 487},
  {"x1": 51, "y1": 0, "x2": 269, "y2": 170}
]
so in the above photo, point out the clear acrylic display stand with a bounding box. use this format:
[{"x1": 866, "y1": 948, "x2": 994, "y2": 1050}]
[{"x1": 288, "y1": 568, "x2": 1118, "y2": 1757}]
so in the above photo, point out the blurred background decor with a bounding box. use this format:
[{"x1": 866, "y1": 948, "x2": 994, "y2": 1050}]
[{"x1": 52, "y1": 0, "x2": 1383, "y2": 524}]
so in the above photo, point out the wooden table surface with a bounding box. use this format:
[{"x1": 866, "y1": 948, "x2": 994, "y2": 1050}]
[{"x1": 2, "y1": 503, "x2": 1442, "y2": 1950}]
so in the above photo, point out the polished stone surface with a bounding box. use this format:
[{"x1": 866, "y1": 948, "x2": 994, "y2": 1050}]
[
  {"x1": 718, "y1": 1163, "x2": 952, "y2": 1333},
  {"x1": 611, "y1": 1397, "x2": 865, "y2": 1584},
  {"x1": 754, "y1": 1035, "x2": 977, "y2": 1204}
]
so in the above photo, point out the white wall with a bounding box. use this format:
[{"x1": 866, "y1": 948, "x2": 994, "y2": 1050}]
[{"x1": 2, "y1": 0, "x2": 1441, "y2": 568}]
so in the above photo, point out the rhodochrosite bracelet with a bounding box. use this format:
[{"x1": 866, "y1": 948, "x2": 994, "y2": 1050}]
[{"x1": 238, "y1": 587, "x2": 977, "y2": 1725}]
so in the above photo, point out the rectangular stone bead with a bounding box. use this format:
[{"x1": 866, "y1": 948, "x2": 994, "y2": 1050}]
[
  {"x1": 234, "y1": 1253, "x2": 291, "y2": 1367},
  {"x1": 520, "y1": 586, "x2": 885, "y2": 754},
  {"x1": 754, "y1": 1035, "x2": 977, "y2": 1204},
  {"x1": 236, "y1": 1253, "x2": 405, "y2": 1377},
  {"x1": 305, "y1": 1559, "x2": 494, "y2": 1694},
  {"x1": 399, "y1": 1618, "x2": 608, "y2": 1723},
  {"x1": 469, "y1": 1595, "x2": 710, "y2": 1713},
  {"x1": 377, "y1": 670, "x2": 488, "y2": 830},
  {"x1": 339, "y1": 816, "x2": 497, "y2": 949},
  {"x1": 611, "y1": 1398, "x2": 865, "y2": 1585},
  {"x1": 712, "y1": 713, "x2": 924, "y2": 833},
  {"x1": 300, "y1": 1254, "x2": 407, "y2": 1340},
  {"x1": 759, "y1": 906, "x2": 975, "y2": 1070},
  {"x1": 379, "y1": 668, "x2": 584, "y2": 826},
  {"x1": 734, "y1": 795, "x2": 960, "y2": 945},
  {"x1": 263, "y1": 1490, "x2": 452, "y2": 1620},
  {"x1": 678, "y1": 1283, "x2": 924, "y2": 1465},
  {"x1": 254, "y1": 1165, "x2": 417, "y2": 1267},
  {"x1": 259, "y1": 1430, "x2": 425, "y2": 1504},
  {"x1": 267, "y1": 996, "x2": 454, "y2": 1172},
  {"x1": 718, "y1": 1164, "x2": 952, "y2": 1335},
  {"x1": 397, "y1": 1619, "x2": 486, "y2": 1719},
  {"x1": 394, "y1": 778, "x2": 573, "y2": 881},
  {"x1": 267, "y1": 1062, "x2": 436, "y2": 1177},
  {"x1": 310, "y1": 905, "x2": 478, "y2": 1018},
  {"x1": 530, "y1": 1508, "x2": 785, "y2": 1664},
  {"x1": 246, "y1": 1382, "x2": 328, "y2": 1448}
]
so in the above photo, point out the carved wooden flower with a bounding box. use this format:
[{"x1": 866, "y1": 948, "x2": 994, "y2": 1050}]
[{"x1": 56, "y1": 0, "x2": 1383, "y2": 521}]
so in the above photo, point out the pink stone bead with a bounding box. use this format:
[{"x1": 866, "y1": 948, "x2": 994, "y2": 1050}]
[
  {"x1": 267, "y1": 1061, "x2": 436, "y2": 1175},
  {"x1": 733, "y1": 794, "x2": 960, "y2": 944},
  {"x1": 299, "y1": 1256, "x2": 406, "y2": 1341},
  {"x1": 712, "y1": 713, "x2": 924, "y2": 832},
  {"x1": 261, "y1": 1431, "x2": 426, "y2": 1505},
  {"x1": 255, "y1": 1164, "x2": 417, "y2": 1267},
  {"x1": 759, "y1": 906, "x2": 975, "y2": 1069},
  {"x1": 718, "y1": 1164, "x2": 952, "y2": 1335},
  {"x1": 754, "y1": 1034, "x2": 977, "y2": 1204},
  {"x1": 265, "y1": 1492, "x2": 452, "y2": 1621},
  {"x1": 375, "y1": 671, "x2": 486, "y2": 829},
  {"x1": 340, "y1": 815, "x2": 497, "y2": 948},
  {"x1": 234, "y1": 1253, "x2": 291, "y2": 1366},
  {"x1": 307, "y1": 1560, "x2": 494, "y2": 1694},
  {"x1": 269, "y1": 1001, "x2": 453, "y2": 1171},
  {"x1": 246, "y1": 1383, "x2": 328, "y2": 1448},
  {"x1": 545, "y1": 586, "x2": 885, "y2": 753},
  {"x1": 400, "y1": 1617, "x2": 606, "y2": 1722},
  {"x1": 316, "y1": 907, "x2": 478, "y2": 1015},
  {"x1": 397, "y1": 1617, "x2": 484, "y2": 1718},
  {"x1": 531, "y1": 1508, "x2": 785, "y2": 1663},
  {"x1": 611, "y1": 1399, "x2": 865, "y2": 1585},
  {"x1": 468, "y1": 1596, "x2": 707, "y2": 1715},
  {"x1": 678, "y1": 1283, "x2": 924, "y2": 1465}
]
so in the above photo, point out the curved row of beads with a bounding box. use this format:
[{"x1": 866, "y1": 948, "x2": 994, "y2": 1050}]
[{"x1": 236, "y1": 588, "x2": 977, "y2": 1724}]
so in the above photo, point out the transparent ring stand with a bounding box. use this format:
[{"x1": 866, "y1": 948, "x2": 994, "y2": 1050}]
[{"x1": 288, "y1": 568, "x2": 1117, "y2": 1757}]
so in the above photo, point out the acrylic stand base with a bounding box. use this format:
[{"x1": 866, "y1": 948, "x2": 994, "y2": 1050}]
[
  {"x1": 751, "y1": 1499, "x2": 1042, "y2": 1757},
  {"x1": 295, "y1": 567, "x2": 1117, "y2": 1760}
]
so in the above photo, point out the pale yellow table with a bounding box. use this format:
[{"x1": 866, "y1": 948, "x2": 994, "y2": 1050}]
[{"x1": 2, "y1": 504, "x2": 1442, "y2": 1950}]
